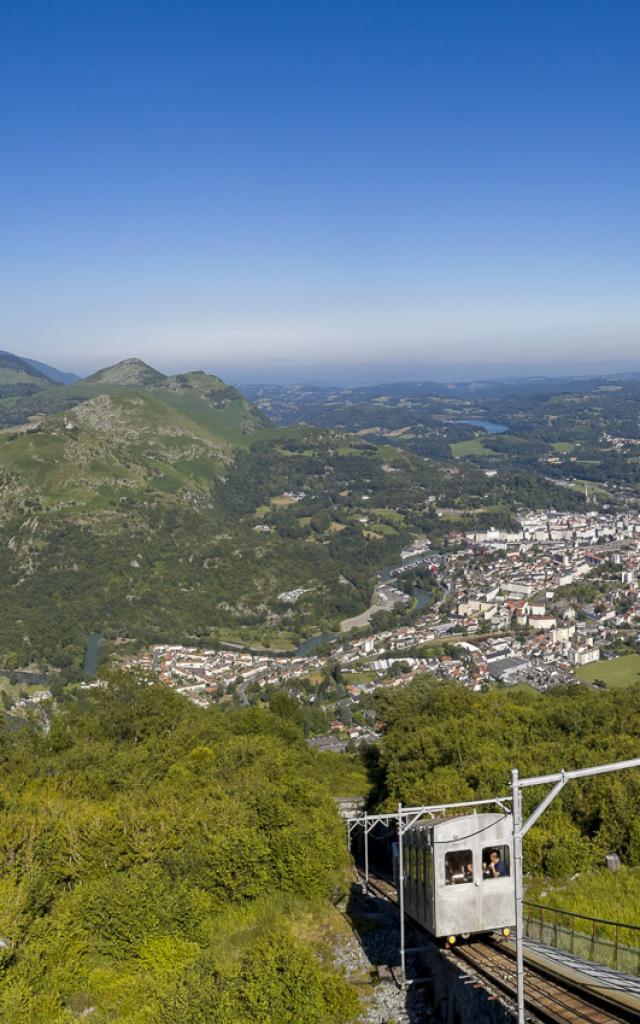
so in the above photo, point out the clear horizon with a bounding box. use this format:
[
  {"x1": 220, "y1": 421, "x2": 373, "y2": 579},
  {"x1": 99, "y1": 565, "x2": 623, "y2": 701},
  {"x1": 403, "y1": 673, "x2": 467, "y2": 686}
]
[
  {"x1": 16, "y1": 350, "x2": 640, "y2": 388},
  {"x1": 2, "y1": 1, "x2": 640, "y2": 371}
]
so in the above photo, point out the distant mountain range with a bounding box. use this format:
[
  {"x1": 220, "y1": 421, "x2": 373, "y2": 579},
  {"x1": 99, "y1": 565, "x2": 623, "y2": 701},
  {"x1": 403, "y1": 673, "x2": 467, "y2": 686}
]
[
  {"x1": 0, "y1": 350, "x2": 79, "y2": 386},
  {"x1": 5, "y1": 346, "x2": 640, "y2": 392},
  {"x1": 23, "y1": 356, "x2": 79, "y2": 384}
]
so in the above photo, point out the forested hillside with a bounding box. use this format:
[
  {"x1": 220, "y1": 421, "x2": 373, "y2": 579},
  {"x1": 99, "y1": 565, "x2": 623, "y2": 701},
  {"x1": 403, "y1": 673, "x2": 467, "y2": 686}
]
[
  {"x1": 0, "y1": 674, "x2": 363, "y2": 1023},
  {"x1": 372, "y1": 677, "x2": 640, "y2": 876}
]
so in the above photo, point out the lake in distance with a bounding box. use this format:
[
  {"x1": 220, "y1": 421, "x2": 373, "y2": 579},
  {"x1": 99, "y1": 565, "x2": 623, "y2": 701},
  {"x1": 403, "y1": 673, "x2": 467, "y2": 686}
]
[{"x1": 460, "y1": 418, "x2": 508, "y2": 434}]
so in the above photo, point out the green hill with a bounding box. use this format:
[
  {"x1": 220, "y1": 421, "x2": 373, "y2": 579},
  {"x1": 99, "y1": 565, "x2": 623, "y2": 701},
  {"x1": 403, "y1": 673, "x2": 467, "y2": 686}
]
[
  {"x1": 0, "y1": 350, "x2": 52, "y2": 388},
  {"x1": 84, "y1": 357, "x2": 167, "y2": 387},
  {"x1": 0, "y1": 360, "x2": 264, "y2": 432},
  {"x1": 23, "y1": 355, "x2": 79, "y2": 383},
  {"x1": 0, "y1": 363, "x2": 276, "y2": 672},
  {"x1": 0, "y1": 365, "x2": 266, "y2": 512}
]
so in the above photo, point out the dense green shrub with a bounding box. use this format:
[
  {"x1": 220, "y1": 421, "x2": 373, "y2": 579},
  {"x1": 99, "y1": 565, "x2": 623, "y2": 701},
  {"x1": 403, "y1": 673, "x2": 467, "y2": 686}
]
[
  {"x1": 374, "y1": 676, "x2": 640, "y2": 875},
  {"x1": 0, "y1": 675, "x2": 359, "y2": 1022}
]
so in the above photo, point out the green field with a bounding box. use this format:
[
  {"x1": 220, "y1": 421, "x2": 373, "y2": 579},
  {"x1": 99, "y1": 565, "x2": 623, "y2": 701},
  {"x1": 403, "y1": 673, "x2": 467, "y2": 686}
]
[
  {"x1": 567, "y1": 479, "x2": 613, "y2": 500},
  {"x1": 344, "y1": 669, "x2": 377, "y2": 684},
  {"x1": 486, "y1": 432, "x2": 520, "y2": 445},
  {"x1": 372, "y1": 507, "x2": 406, "y2": 525},
  {"x1": 438, "y1": 513, "x2": 465, "y2": 524},
  {"x1": 577, "y1": 653, "x2": 640, "y2": 689},
  {"x1": 450, "y1": 437, "x2": 491, "y2": 457},
  {"x1": 214, "y1": 626, "x2": 298, "y2": 652},
  {"x1": 366, "y1": 522, "x2": 397, "y2": 536}
]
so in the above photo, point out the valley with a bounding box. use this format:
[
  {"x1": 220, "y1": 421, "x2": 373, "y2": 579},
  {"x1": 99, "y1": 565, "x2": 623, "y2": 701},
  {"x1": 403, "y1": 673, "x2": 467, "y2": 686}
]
[{"x1": 0, "y1": 354, "x2": 587, "y2": 679}]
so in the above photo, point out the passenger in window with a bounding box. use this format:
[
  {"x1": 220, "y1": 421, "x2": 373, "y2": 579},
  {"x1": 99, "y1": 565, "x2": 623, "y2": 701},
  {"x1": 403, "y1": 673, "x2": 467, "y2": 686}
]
[
  {"x1": 464, "y1": 861, "x2": 473, "y2": 882},
  {"x1": 446, "y1": 851, "x2": 472, "y2": 884},
  {"x1": 485, "y1": 849, "x2": 508, "y2": 878}
]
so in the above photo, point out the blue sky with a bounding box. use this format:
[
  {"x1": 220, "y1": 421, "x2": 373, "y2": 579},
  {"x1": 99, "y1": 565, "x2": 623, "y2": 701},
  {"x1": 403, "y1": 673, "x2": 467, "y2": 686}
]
[{"x1": 1, "y1": 1, "x2": 640, "y2": 378}]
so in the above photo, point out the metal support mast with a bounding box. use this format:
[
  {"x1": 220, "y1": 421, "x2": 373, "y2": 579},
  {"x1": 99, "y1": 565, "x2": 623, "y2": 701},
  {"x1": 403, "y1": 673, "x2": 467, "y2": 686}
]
[
  {"x1": 510, "y1": 768, "x2": 525, "y2": 1024},
  {"x1": 511, "y1": 757, "x2": 640, "y2": 1024},
  {"x1": 398, "y1": 802, "x2": 406, "y2": 984}
]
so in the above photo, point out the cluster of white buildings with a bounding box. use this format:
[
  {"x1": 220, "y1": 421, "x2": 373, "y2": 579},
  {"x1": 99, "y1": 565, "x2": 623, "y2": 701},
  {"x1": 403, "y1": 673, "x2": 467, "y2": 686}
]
[
  {"x1": 124, "y1": 508, "x2": 640, "y2": 732},
  {"x1": 131, "y1": 644, "x2": 329, "y2": 707}
]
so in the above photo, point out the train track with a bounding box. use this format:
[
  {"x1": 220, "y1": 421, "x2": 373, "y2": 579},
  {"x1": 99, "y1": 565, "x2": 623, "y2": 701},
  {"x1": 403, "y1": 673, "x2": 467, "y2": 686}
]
[
  {"x1": 355, "y1": 870, "x2": 637, "y2": 1024},
  {"x1": 359, "y1": 871, "x2": 397, "y2": 903},
  {"x1": 453, "y1": 939, "x2": 635, "y2": 1024}
]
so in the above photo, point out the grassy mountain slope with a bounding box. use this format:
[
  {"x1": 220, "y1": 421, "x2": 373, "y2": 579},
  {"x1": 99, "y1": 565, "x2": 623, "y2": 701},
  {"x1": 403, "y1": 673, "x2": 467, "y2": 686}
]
[
  {"x1": 0, "y1": 350, "x2": 77, "y2": 386},
  {"x1": 0, "y1": 351, "x2": 51, "y2": 387},
  {"x1": 0, "y1": 363, "x2": 261, "y2": 433},
  {"x1": 0, "y1": 362, "x2": 279, "y2": 672},
  {"x1": 0, "y1": 370, "x2": 265, "y2": 514},
  {"x1": 84, "y1": 357, "x2": 167, "y2": 386}
]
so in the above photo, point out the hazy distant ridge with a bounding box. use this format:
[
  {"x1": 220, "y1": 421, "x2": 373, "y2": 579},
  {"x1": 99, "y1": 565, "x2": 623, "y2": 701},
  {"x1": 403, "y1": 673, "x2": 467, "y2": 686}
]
[
  {"x1": 0, "y1": 350, "x2": 78, "y2": 385},
  {"x1": 24, "y1": 356, "x2": 79, "y2": 384}
]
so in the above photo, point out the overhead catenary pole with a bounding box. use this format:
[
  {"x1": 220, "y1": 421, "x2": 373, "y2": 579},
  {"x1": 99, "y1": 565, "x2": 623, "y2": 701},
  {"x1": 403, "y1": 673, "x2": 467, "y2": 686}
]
[
  {"x1": 511, "y1": 768, "x2": 526, "y2": 1024},
  {"x1": 398, "y1": 802, "x2": 406, "y2": 985},
  {"x1": 364, "y1": 816, "x2": 370, "y2": 892},
  {"x1": 347, "y1": 818, "x2": 357, "y2": 858}
]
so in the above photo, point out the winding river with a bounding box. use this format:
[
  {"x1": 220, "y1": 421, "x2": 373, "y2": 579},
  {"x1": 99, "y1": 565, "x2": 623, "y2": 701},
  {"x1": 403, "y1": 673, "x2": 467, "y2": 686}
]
[{"x1": 295, "y1": 558, "x2": 434, "y2": 656}]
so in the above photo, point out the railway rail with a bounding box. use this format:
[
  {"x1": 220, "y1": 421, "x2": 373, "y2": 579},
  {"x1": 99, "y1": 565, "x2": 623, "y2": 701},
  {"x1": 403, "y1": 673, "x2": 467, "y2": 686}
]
[
  {"x1": 453, "y1": 939, "x2": 636, "y2": 1024},
  {"x1": 355, "y1": 869, "x2": 639, "y2": 1024}
]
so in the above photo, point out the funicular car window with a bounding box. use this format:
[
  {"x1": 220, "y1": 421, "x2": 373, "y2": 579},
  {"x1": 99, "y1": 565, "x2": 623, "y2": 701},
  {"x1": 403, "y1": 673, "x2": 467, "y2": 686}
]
[
  {"x1": 482, "y1": 845, "x2": 510, "y2": 880},
  {"x1": 445, "y1": 849, "x2": 473, "y2": 884}
]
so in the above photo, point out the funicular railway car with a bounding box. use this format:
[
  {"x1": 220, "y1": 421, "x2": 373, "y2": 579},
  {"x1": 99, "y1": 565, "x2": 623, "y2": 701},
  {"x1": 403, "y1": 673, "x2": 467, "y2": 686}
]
[{"x1": 403, "y1": 812, "x2": 514, "y2": 942}]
